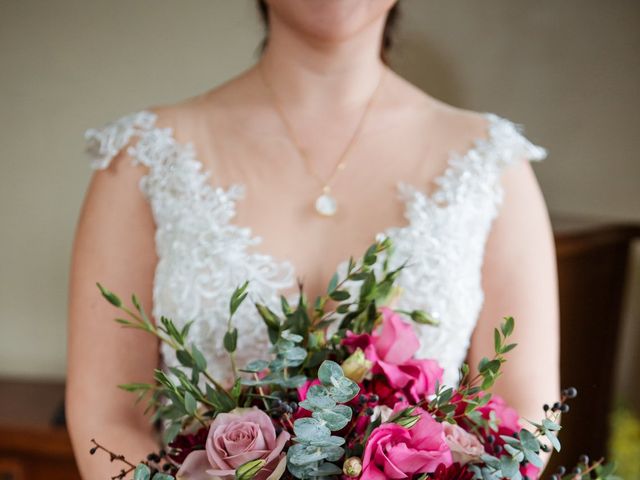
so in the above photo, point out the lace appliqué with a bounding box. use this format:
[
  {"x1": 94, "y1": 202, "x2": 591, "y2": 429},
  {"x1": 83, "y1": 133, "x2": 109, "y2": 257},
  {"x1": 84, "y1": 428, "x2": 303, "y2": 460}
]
[{"x1": 84, "y1": 110, "x2": 547, "y2": 387}]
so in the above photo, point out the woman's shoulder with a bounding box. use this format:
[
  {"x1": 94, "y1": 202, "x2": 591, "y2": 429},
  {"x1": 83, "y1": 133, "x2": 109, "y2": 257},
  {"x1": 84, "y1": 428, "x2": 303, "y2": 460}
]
[{"x1": 389, "y1": 72, "x2": 547, "y2": 167}]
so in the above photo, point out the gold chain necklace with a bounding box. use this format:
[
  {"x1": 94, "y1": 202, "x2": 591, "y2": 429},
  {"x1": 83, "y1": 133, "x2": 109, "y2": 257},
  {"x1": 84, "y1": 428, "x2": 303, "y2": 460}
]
[{"x1": 258, "y1": 62, "x2": 386, "y2": 217}]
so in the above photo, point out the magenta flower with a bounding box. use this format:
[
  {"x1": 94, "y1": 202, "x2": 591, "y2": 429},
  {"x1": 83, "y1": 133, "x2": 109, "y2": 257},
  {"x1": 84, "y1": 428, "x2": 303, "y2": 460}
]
[
  {"x1": 361, "y1": 406, "x2": 452, "y2": 479},
  {"x1": 343, "y1": 307, "x2": 443, "y2": 403}
]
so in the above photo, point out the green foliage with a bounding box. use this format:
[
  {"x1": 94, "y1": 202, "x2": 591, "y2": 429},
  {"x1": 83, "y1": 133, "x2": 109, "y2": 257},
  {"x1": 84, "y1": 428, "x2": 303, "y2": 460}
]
[
  {"x1": 288, "y1": 361, "x2": 359, "y2": 479},
  {"x1": 96, "y1": 283, "x2": 237, "y2": 445},
  {"x1": 132, "y1": 464, "x2": 174, "y2": 480}
]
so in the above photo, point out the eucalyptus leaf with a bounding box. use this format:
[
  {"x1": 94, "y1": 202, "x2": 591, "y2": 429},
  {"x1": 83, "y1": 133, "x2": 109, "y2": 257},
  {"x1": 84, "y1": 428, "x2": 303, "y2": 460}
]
[
  {"x1": 133, "y1": 464, "x2": 151, "y2": 480},
  {"x1": 312, "y1": 404, "x2": 352, "y2": 430},
  {"x1": 318, "y1": 360, "x2": 343, "y2": 384},
  {"x1": 293, "y1": 417, "x2": 331, "y2": 441}
]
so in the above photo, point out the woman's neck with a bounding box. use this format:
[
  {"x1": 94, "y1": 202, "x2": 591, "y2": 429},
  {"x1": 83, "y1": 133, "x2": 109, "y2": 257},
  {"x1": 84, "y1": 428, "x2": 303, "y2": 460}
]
[{"x1": 257, "y1": 13, "x2": 387, "y2": 111}]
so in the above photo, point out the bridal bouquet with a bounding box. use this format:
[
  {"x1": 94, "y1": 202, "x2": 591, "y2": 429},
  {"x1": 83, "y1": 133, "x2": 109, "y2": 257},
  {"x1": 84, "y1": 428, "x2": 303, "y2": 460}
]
[{"x1": 92, "y1": 238, "x2": 618, "y2": 480}]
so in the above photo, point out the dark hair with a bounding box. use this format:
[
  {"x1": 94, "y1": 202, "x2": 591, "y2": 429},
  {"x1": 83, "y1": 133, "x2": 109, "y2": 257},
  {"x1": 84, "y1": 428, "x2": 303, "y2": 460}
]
[{"x1": 256, "y1": 0, "x2": 401, "y2": 65}]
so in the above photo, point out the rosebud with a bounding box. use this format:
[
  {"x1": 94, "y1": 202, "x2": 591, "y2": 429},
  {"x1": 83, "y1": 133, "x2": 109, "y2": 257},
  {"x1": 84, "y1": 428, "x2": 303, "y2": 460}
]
[
  {"x1": 343, "y1": 456, "x2": 363, "y2": 477},
  {"x1": 341, "y1": 348, "x2": 373, "y2": 383},
  {"x1": 235, "y1": 459, "x2": 266, "y2": 480}
]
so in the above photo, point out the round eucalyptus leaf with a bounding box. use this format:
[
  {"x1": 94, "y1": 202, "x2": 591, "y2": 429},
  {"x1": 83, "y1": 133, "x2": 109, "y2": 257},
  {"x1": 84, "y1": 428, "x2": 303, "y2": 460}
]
[
  {"x1": 312, "y1": 404, "x2": 352, "y2": 430},
  {"x1": 304, "y1": 385, "x2": 336, "y2": 410},
  {"x1": 293, "y1": 417, "x2": 330, "y2": 442},
  {"x1": 318, "y1": 360, "x2": 344, "y2": 385}
]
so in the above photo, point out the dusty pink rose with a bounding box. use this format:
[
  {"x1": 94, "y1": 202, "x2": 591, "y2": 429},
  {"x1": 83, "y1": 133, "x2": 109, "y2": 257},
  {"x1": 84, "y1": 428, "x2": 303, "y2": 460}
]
[
  {"x1": 177, "y1": 407, "x2": 289, "y2": 480},
  {"x1": 442, "y1": 423, "x2": 485, "y2": 464},
  {"x1": 343, "y1": 307, "x2": 443, "y2": 403},
  {"x1": 361, "y1": 405, "x2": 452, "y2": 479}
]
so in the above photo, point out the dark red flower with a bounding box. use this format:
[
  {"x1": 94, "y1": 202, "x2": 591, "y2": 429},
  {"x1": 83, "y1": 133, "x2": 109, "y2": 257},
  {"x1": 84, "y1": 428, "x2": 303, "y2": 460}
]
[
  {"x1": 427, "y1": 462, "x2": 475, "y2": 480},
  {"x1": 167, "y1": 426, "x2": 208, "y2": 464}
]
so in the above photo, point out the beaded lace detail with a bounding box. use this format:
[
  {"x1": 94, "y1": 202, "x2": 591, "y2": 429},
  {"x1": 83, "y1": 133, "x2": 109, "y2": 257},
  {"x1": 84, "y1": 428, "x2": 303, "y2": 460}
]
[{"x1": 84, "y1": 109, "x2": 547, "y2": 387}]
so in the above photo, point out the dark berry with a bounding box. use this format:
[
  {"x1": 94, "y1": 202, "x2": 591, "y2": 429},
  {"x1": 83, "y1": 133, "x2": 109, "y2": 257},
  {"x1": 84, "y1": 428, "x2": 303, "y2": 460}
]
[
  {"x1": 552, "y1": 402, "x2": 562, "y2": 411},
  {"x1": 579, "y1": 454, "x2": 589, "y2": 465},
  {"x1": 572, "y1": 466, "x2": 582, "y2": 475},
  {"x1": 560, "y1": 404, "x2": 570, "y2": 413},
  {"x1": 89, "y1": 447, "x2": 97, "y2": 455},
  {"x1": 163, "y1": 463, "x2": 172, "y2": 471},
  {"x1": 487, "y1": 434, "x2": 495, "y2": 444},
  {"x1": 147, "y1": 452, "x2": 161, "y2": 462},
  {"x1": 565, "y1": 387, "x2": 578, "y2": 398},
  {"x1": 359, "y1": 394, "x2": 368, "y2": 404},
  {"x1": 369, "y1": 394, "x2": 380, "y2": 403},
  {"x1": 289, "y1": 401, "x2": 298, "y2": 412},
  {"x1": 365, "y1": 407, "x2": 375, "y2": 416},
  {"x1": 543, "y1": 404, "x2": 550, "y2": 412},
  {"x1": 556, "y1": 466, "x2": 566, "y2": 475},
  {"x1": 550, "y1": 475, "x2": 560, "y2": 480}
]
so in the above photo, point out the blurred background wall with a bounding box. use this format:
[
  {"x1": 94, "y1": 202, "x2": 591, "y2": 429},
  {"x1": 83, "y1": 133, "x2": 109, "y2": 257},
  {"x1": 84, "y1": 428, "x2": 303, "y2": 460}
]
[{"x1": 0, "y1": 0, "x2": 638, "y2": 406}]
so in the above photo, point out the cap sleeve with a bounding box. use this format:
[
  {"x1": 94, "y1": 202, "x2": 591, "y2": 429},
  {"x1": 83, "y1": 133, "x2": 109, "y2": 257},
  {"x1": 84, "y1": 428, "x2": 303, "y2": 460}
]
[
  {"x1": 485, "y1": 112, "x2": 548, "y2": 168},
  {"x1": 84, "y1": 110, "x2": 158, "y2": 170}
]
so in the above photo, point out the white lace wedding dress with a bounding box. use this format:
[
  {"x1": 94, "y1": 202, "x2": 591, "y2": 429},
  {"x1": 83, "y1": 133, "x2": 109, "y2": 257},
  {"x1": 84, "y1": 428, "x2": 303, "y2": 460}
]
[{"x1": 84, "y1": 109, "x2": 547, "y2": 388}]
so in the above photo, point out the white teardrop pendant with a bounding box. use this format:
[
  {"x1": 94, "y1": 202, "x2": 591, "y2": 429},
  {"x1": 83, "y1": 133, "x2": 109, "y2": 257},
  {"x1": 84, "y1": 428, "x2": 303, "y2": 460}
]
[{"x1": 315, "y1": 189, "x2": 338, "y2": 217}]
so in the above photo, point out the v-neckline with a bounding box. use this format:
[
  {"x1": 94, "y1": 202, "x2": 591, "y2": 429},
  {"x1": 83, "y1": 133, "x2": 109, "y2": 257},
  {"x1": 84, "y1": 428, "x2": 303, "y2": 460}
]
[{"x1": 145, "y1": 109, "x2": 501, "y2": 294}]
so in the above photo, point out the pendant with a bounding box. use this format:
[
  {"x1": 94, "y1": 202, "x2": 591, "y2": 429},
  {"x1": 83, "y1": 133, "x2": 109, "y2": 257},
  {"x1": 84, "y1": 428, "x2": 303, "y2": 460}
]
[{"x1": 315, "y1": 193, "x2": 337, "y2": 217}]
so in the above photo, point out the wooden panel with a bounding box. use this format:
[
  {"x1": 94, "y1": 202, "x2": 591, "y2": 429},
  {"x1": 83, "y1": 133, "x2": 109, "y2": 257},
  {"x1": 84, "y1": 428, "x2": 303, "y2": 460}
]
[{"x1": 548, "y1": 222, "x2": 640, "y2": 472}]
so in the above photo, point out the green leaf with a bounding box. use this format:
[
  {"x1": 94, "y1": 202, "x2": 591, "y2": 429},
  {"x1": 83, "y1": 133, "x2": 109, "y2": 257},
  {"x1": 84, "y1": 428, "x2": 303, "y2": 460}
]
[
  {"x1": 500, "y1": 456, "x2": 519, "y2": 478},
  {"x1": 518, "y1": 429, "x2": 539, "y2": 451},
  {"x1": 494, "y1": 328, "x2": 501, "y2": 353},
  {"x1": 293, "y1": 417, "x2": 331, "y2": 441},
  {"x1": 523, "y1": 448, "x2": 543, "y2": 468},
  {"x1": 151, "y1": 474, "x2": 174, "y2": 480},
  {"x1": 242, "y1": 360, "x2": 269, "y2": 373},
  {"x1": 327, "y1": 273, "x2": 339, "y2": 294},
  {"x1": 329, "y1": 290, "x2": 350, "y2": 301},
  {"x1": 312, "y1": 404, "x2": 352, "y2": 430},
  {"x1": 224, "y1": 328, "x2": 238, "y2": 353},
  {"x1": 501, "y1": 316, "x2": 515, "y2": 337},
  {"x1": 256, "y1": 304, "x2": 280, "y2": 329},
  {"x1": 364, "y1": 244, "x2": 377, "y2": 266},
  {"x1": 176, "y1": 349, "x2": 194, "y2": 368},
  {"x1": 280, "y1": 295, "x2": 292, "y2": 315},
  {"x1": 542, "y1": 418, "x2": 561, "y2": 431},
  {"x1": 162, "y1": 421, "x2": 182, "y2": 444},
  {"x1": 230, "y1": 281, "x2": 249, "y2": 316},
  {"x1": 303, "y1": 385, "x2": 336, "y2": 410},
  {"x1": 318, "y1": 360, "x2": 344, "y2": 384},
  {"x1": 191, "y1": 344, "x2": 207, "y2": 370},
  {"x1": 184, "y1": 391, "x2": 197, "y2": 416},
  {"x1": 545, "y1": 430, "x2": 561, "y2": 452},
  {"x1": 500, "y1": 343, "x2": 518, "y2": 354},
  {"x1": 96, "y1": 282, "x2": 122, "y2": 307},
  {"x1": 133, "y1": 464, "x2": 151, "y2": 480}
]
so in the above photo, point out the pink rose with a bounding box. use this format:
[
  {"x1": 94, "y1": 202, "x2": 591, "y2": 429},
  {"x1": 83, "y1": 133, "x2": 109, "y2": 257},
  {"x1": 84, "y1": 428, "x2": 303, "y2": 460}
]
[
  {"x1": 343, "y1": 307, "x2": 443, "y2": 403},
  {"x1": 442, "y1": 423, "x2": 485, "y2": 464},
  {"x1": 478, "y1": 395, "x2": 521, "y2": 435},
  {"x1": 361, "y1": 406, "x2": 452, "y2": 479},
  {"x1": 177, "y1": 407, "x2": 289, "y2": 480}
]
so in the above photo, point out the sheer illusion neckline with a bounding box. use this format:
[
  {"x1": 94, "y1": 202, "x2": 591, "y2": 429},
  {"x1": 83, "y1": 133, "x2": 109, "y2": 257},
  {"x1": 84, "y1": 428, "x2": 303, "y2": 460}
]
[{"x1": 141, "y1": 109, "x2": 501, "y2": 289}]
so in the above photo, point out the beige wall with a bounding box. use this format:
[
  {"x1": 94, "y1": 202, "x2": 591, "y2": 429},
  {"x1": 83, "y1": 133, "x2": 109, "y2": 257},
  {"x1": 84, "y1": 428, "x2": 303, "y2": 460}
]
[{"x1": 1, "y1": 1, "x2": 638, "y2": 382}]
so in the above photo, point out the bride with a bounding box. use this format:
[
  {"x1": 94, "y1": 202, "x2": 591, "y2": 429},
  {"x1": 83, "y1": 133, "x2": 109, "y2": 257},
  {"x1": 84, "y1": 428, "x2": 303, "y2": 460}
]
[{"x1": 66, "y1": 1, "x2": 560, "y2": 478}]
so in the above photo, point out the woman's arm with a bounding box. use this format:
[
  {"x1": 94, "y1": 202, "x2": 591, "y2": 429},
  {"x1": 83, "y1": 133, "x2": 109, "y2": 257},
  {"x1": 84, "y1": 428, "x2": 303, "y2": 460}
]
[
  {"x1": 66, "y1": 145, "x2": 160, "y2": 478},
  {"x1": 468, "y1": 158, "x2": 561, "y2": 467}
]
